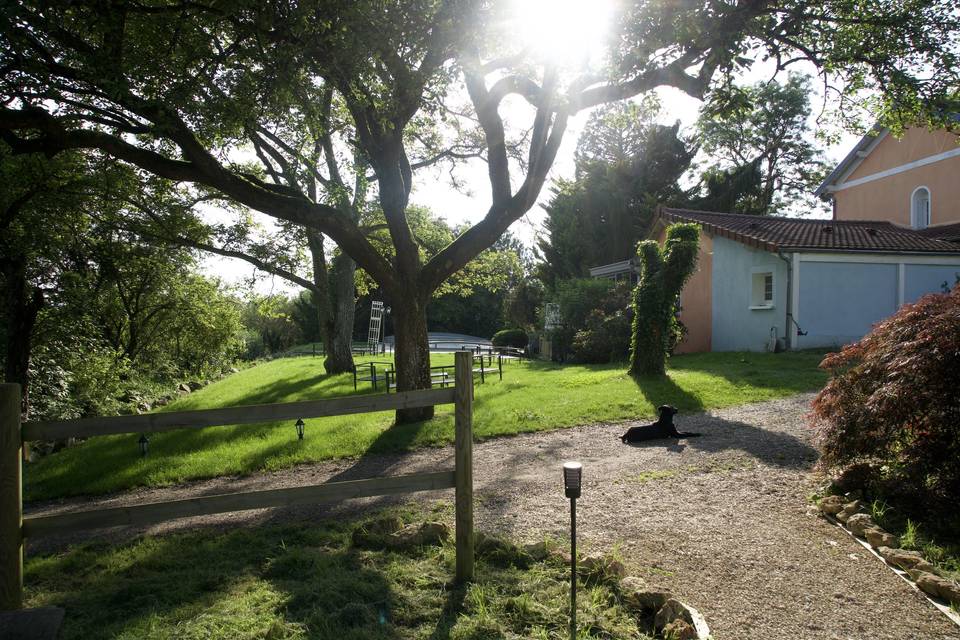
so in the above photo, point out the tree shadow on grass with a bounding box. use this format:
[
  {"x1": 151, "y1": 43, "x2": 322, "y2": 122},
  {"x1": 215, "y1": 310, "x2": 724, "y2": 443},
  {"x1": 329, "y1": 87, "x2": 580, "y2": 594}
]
[
  {"x1": 26, "y1": 523, "x2": 402, "y2": 640},
  {"x1": 629, "y1": 371, "x2": 704, "y2": 414}
]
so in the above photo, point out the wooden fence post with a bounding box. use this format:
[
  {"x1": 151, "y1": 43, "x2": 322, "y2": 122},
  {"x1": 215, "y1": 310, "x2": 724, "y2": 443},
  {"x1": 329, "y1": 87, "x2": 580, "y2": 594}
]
[
  {"x1": 454, "y1": 351, "x2": 474, "y2": 583},
  {"x1": 0, "y1": 383, "x2": 23, "y2": 610}
]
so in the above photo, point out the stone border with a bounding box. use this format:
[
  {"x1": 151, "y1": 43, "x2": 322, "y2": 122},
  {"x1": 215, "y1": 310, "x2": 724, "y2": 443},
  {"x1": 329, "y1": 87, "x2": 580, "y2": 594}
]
[{"x1": 816, "y1": 497, "x2": 960, "y2": 629}]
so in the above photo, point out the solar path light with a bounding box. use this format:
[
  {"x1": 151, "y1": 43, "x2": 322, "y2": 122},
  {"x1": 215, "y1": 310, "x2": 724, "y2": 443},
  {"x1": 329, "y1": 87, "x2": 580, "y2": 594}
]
[
  {"x1": 138, "y1": 434, "x2": 149, "y2": 457},
  {"x1": 563, "y1": 461, "x2": 582, "y2": 640},
  {"x1": 295, "y1": 418, "x2": 305, "y2": 440}
]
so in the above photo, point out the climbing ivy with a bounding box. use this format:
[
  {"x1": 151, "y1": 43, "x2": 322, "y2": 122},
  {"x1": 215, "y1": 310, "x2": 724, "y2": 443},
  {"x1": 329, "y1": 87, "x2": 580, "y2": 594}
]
[{"x1": 629, "y1": 223, "x2": 701, "y2": 376}]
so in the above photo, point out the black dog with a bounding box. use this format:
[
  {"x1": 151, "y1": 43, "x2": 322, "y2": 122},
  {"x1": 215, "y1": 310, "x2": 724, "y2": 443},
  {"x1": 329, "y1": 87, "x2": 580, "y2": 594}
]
[{"x1": 620, "y1": 405, "x2": 701, "y2": 443}]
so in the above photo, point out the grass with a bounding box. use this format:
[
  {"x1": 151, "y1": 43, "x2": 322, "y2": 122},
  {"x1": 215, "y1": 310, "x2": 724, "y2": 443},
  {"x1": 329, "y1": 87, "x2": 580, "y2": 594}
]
[
  {"x1": 870, "y1": 511, "x2": 960, "y2": 583},
  {"x1": 24, "y1": 508, "x2": 652, "y2": 640},
  {"x1": 834, "y1": 493, "x2": 960, "y2": 584},
  {"x1": 25, "y1": 350, "x2": 828, "y2": 500}
]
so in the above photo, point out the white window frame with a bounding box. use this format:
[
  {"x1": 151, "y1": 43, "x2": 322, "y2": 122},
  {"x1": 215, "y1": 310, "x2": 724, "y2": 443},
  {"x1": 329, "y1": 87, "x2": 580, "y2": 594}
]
[
  {"x1": 910, "y1": 185, "x2": 931, "y2": 230},
  {"x1": 749, "y1": 268, "x2": 775, "y2": 310}
]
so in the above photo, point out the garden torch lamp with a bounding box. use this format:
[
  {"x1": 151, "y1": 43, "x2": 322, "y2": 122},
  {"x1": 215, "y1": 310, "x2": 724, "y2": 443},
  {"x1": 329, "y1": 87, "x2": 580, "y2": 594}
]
[
  {"x1": 295, "y1": 418, "x2": 305, "y2": 440},
  {"x1": 563, "y1": 461, "x2": 582, "y2": 640},
  {"x1": 138, "y1": 434, "x2": 149, "y2": 457}
]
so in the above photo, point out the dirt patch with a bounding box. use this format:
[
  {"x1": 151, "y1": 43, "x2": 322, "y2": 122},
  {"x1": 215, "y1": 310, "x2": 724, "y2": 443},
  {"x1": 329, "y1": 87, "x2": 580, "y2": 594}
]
[{"x1": 25, "y1": 393, "x2": 960, "y2": 639}]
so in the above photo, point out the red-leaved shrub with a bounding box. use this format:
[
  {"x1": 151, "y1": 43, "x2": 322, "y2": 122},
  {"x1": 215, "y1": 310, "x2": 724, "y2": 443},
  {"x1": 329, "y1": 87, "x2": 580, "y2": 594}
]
[{"x1": 811, "y1": 283, "x2": 960, "y2": 498}]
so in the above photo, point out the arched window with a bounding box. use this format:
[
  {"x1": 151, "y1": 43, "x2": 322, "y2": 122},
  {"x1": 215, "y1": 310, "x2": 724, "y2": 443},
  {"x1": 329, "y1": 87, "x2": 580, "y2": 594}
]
[{"x1": 911, "y1": 187, "x2": 931, "y2": 229}]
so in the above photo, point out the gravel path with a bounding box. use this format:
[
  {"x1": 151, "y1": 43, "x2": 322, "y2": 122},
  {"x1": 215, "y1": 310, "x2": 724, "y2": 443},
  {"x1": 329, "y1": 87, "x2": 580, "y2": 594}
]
[{"x1": 26, "y1": 393, "x2": 960, "y2": 640}]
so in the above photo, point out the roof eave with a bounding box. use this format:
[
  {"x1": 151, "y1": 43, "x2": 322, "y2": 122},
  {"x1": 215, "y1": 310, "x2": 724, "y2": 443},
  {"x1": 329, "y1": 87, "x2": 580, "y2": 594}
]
[
  {"x1": 781, "y1": 247, "x2": 960, "y2": 256},
  {"x1": 814, "y1": 123, "x2": 886, "y2": 196}
]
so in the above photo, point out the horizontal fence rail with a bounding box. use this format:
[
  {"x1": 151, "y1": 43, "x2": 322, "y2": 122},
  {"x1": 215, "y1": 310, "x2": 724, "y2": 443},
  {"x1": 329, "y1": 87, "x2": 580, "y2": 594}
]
[
  {"x1": 22, "y1": 387, "x2": 455, "y2": 441},
  {"x1": 23, "y1": 471, "x2": 456, "y2": 538}
]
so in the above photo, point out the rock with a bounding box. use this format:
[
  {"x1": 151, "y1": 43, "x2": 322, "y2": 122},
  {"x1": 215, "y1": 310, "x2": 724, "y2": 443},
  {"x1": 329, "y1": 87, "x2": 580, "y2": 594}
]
[
  {"x1": 620, "y1": 576, "x2": 675, "y2": 613},
  {"x1": 475, "y1": 533, "x2": 532, "y2": 567},
  {"x1": 864, "y1": 527, "x2": 897, "y2": 549},
  {"x1": 351, "y1": 515, "x2": 403, "y2": 546},
  {"x1": 177, "y1": 383, "x2": 191, "y2": 393},
  {"x1": 662, "y1": 619, "x2": 697, "y2": 640},
  {"x1": 619, "y1": 576, "x2": 648, "y2": 593},
  {"x1": 580, "y1": 552, "x2": 626, "y2": 584},
  {"x1": 835, "y1": 499, "x2": 866, "y2": 523},
  {"x1": 154, "y1": 396, "x2": 170, "y2": 407},
  {"x1": 877, "y1": 547, "x2": 924, "y2": 570},
  {"x1": 653, "y1": 598, "x2": 710, "y2": 639},
  {"x1": 417, "y1": 521, "x2": 450, "y2": 545},
  {"x1": 654, "y1": 598, "x2": 695, "y2": 631},
  {"x1": 188, "y1": 381, "x2": 204, "y2": 391},
  {"x1": 385, "y1": 521, "x2": 450, "y2": 548},
  {"x1": 229, "y1": 367, "x2": 240, "y2": 374},
  {"x1": 914, "y1": 572, "x2": 960, "y2": 606},
  {"x1": 844, "y1": 513, "x2": 876, "y2": 536},
  {"x1": 136, "y1": 401, "x2": 152, "y2": 413},
  {"x1": 818, "y1": 495, "x2": 846, "y2": 515},
  {"x1": 547, "y1": 548, "x2": 572, "y2": 565},
  {"x1": 522, "y1": 541, "x2": 549, "y2": 562},
  {"x1": 913, "y1": 560, "x2": 937, "y2": 574}
]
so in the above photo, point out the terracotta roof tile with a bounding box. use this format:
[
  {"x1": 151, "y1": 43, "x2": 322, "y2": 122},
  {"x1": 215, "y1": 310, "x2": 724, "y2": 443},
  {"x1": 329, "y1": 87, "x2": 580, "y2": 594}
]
[
  {"x1": 915, "y1": 222, "x2": 960, "y2": 243},
  {"x1": 659, "y1": 208, "x2": 960, "y2": 254}
]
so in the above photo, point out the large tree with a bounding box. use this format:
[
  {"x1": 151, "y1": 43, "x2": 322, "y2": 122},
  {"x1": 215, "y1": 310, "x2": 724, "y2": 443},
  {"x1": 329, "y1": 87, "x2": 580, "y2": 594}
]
[
  {"x1": 694, "y1": 73, "x2": 828, "y2": 215},
  {"x1": 2, "y1": 0, "x2": 957, "y2": 420},
  {"x1": 537, "y1": 100, "x2": 694, "y2": 288}
]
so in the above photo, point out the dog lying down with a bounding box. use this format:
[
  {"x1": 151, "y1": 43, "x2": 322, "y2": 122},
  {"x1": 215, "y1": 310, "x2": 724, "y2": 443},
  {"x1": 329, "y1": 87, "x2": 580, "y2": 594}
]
[{"x1": 620, "y1": 405, "x2": 701, "y2": 443}]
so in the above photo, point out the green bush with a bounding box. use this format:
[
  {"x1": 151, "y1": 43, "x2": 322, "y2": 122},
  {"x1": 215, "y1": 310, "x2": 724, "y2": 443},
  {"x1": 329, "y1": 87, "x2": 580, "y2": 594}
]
[
  {"x1": 629, "y1": 223, "x2": 700, "y2": 375},
  {"x1": 491, "y1": 328, "x2": 529, "y2": 348},
  {"x1": 812, "y1": 283, "x2": 960, "y2": 500},
  {"x1": 571, "y1": 309, "x2": 631, "y2": 363},
  {"x1": 551, "y1": 279, "x2": 632, "y2": 363}
]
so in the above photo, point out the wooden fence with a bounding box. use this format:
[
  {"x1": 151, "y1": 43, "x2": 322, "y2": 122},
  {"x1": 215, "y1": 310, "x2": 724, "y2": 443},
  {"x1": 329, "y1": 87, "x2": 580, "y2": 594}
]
[{"x1": 0, "y1": 351, "x2": 475, "y2": 611}]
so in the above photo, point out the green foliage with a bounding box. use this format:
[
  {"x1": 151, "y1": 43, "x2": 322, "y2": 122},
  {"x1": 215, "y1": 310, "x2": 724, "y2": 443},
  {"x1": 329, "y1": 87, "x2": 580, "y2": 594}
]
[
  {"x1": 537, "y1": 103, "x2": 694, "y2": 289},
  {"x1": 501, "y1": 276, "x2": 544, "y2": 332},
  {"x1": 0, "y1": 149, "x2": 244, "y2": 420},
  {"x1": 629, "y1": 224, "x2": 701, "y2": 376},
  {"x1": 694, "y1": 74, "x2": 828, "y2": 215},
  {"x1": 571, "y1": 309, "x2": 632, "y2": 364},
  {"x1": 812, "y1": 283, "x2": 960, "y2": 500},
  {"x1": 491, "y1": 329, "x2": 528, "y2": 348},
  {"x1": 242, "y1": 295, "x2": 303, "y2": 359}
]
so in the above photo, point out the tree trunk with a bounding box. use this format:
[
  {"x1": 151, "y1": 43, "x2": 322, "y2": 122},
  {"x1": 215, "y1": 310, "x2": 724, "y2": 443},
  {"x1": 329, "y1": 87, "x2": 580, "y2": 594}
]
[
  {"x1": 1, "y1": 256, "x2": 44, "y2": 419},
  {"x1": 391, "y1": 290, "x2": 433, "y2": 423},
  {"x1": 325, "y1": 252, "x2": 356, "y2": 373},
  {"x1": 306, "y1": 231, "x2": 336, "y2": 367}
]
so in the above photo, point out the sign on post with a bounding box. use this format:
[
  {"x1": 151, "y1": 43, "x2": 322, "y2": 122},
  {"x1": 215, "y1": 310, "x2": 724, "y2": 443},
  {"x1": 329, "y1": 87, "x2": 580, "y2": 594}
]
[{"x1": 544, "y1": 303, "x2": 562, "y2": 331}]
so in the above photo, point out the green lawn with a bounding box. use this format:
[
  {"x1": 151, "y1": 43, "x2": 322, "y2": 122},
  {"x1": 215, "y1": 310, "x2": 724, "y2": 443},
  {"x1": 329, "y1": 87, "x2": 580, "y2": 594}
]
[
  {"x1": 25, "y1": 350, "x2": 828, "y2": 500},
  {"x1": 24, "y1": 508, "x2": 651, "y2": 640}
]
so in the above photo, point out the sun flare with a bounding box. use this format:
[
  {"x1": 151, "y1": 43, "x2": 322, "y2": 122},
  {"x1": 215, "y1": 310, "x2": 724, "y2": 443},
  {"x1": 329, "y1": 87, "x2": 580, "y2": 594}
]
[{"x1": 510, "y1": 0, "x2": 614, "y2": 68}]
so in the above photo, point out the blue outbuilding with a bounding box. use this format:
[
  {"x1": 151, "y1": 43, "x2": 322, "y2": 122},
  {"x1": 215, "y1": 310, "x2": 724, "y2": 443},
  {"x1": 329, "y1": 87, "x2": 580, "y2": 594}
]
[{"x1": 638, "y1": 208, "x2": 960, "y2": 353}]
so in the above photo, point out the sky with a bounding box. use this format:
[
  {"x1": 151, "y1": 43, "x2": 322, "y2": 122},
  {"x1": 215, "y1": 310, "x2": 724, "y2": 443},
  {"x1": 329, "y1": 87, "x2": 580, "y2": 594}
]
[{"x1": 205, "y1": 0, "x2": 866, "y2": 295}]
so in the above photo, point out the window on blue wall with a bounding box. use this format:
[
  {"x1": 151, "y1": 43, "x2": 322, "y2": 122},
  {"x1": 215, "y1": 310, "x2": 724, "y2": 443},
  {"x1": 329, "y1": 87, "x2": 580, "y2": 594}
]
[{"x1": 751, "y1": 271, "x2": 774, "y2": 308}]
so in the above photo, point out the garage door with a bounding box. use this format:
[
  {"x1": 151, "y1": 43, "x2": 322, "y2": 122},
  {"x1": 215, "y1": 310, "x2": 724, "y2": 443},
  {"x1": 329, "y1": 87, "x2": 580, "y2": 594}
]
[{"x1": 797, "y1": 262, "x2": 897, "y2": 348}]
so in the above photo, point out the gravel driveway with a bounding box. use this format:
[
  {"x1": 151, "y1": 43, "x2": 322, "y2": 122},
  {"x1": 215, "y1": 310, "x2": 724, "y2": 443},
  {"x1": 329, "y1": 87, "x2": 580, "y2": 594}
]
[{"x1": 26, "y1": 393, "x2": 960, "y2": 640}]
